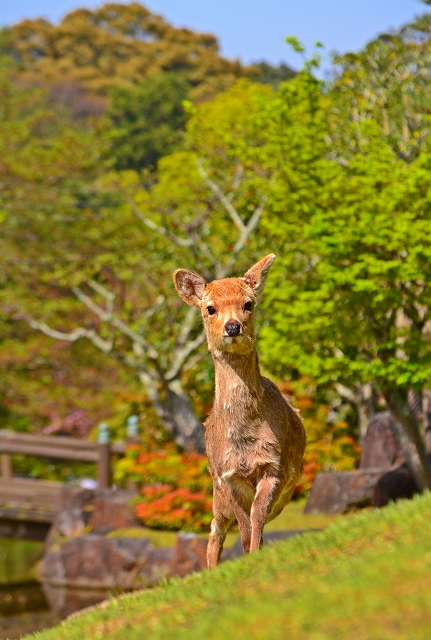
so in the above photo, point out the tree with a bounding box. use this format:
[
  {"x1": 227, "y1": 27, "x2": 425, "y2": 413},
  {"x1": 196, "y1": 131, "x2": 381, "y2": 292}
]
[
  {"x1": 258, "y1": 63, "x2": 431, "y2": 490},
  {"x1": 249, "y1": 61, "x2": 296, "y2": 88},
  {"x1": 329, "y1": 14, "x2": 431, "y2": 163},
  {"x1": 6, "y1": 2, "x2": 252, "y2": 103},
  {"x1": 0, "y1": 61, "x2": 145, "y2": 432},
  {"x1": 107, "y1": 73, "x2": 190, "y2": 170},
  {"x1": 4, "y1": 80, "x2": 275, "y2": 452}
]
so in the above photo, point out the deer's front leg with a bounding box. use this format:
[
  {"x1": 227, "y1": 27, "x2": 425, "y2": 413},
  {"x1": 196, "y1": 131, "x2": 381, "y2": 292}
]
[
  {"x1": 250, "y1": 476, "x2": 278, "y2": 552},
  {"x1": 207, "y1": 483, "x2": 235, "y2": 569}
]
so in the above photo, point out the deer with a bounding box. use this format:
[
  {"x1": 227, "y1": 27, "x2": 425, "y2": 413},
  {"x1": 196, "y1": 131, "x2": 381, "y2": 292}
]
[{"x1": 173, "y1": 254, "x2": 306, "y2": 568}]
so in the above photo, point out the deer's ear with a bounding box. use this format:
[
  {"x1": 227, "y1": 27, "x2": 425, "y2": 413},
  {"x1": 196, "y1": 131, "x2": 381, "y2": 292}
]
[
  {"x1": 173, "y1": 269, "x2": 207, "y2": 307},
  {"x1": 243, "y1": 254, "x2": 276, "y2": 297}
]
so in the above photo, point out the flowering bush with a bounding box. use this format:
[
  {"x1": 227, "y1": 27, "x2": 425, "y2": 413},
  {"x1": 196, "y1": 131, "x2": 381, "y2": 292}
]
[
  {"x1": 114, "y1": 443, "x2": 213, "y2": 532},
  {"x1": 135, "y1": 485, "x2": 213, "y2": 532},
  {"x1": 114, "y1": 443, "x2": 212, "y2": 492}
]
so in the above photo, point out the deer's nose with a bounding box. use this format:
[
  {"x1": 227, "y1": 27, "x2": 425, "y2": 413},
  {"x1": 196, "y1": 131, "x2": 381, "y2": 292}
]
[{"x1": 224, "y1": 321, "x2": 241, "y2": 337}]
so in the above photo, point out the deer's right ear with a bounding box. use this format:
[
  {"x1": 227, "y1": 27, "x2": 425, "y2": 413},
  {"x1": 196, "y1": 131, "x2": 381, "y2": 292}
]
[{"x1": 173, "y1": 269, "x2": 207, "y2": 307}]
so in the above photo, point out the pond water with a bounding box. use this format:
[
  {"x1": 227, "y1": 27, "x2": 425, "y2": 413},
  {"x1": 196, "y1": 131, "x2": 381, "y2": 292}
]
[
  {"x1": 0, "y1": 539, "x2": 118, "y2": 639},
  {"x1": 0, "y1": 581, "x2": 120, "y2": 639},
  {"x1": 0, "y1": 582, "x2": 59, "y2": 639}
]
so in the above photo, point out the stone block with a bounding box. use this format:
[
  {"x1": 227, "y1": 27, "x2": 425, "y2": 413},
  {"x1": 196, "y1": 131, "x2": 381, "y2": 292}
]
[
  {"x1": 373, "y1": 462, "x2": 419, "y2": 507},
  {"x1": 40, "y1": 535, "x2": 162, "y2": 589},
  {"x1": 171, "y1": 532, "x2": 208, "y2": 577},
  {"x1": 140, "y1": 547, "x2": 173, "y2": 584},
  {"x1": 304, "y1": 469, "x2": 387, "y2": 514},
  {"x1": 360, "y1": 412, "x2": 404, "y2": 469},
  {"x1": 88, "y1": 489, "x2": 139, "y2": 532},
  {"x1": 48, "y1": 485, "x2": 139, "y2": 541}
]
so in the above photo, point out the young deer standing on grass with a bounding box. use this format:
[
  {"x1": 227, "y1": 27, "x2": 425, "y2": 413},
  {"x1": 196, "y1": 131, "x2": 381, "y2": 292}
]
[{"x1": 173, "y1": 254, "x2": 306, "y2": 568}]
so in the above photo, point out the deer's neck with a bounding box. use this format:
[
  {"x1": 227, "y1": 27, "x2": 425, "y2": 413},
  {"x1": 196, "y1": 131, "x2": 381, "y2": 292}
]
[{"x1": 213, "y1": 349, "x2": 264, "y2": 415}]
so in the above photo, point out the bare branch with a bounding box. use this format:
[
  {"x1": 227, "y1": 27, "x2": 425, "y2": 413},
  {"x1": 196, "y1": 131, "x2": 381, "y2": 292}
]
[
  {"x1": 124, "y1": 192, "x2": 193, "y2": 248},
  {"x1": 71, "y1": 285, "x2": 160, "y2": 361},
  {"x1": 176, "y1": 306, "x2": 200, "y2": 348},
  {"x1": 88, "y1": 280, "x2": 115, "y2": 317},
  {"x1": 222, "y1": 197, "x2": 267, "y2": 276},
  {"x1": 23, "y1": 315, "x2": 113, "y2": 354},
  {"x1": 72, "y1": 286, "x2": 110, "y2": 322},
  {"x1": 21, "y1": 312, "x2": 164, "y2": 384},
  {"x1": 196, "y1": 158, "x2": 246, "y2": 232},
  {"x1": 166, "y1": 331, "x2": 206, "y2": 382},
  {"x1": 335, "y1": 383, "x2": 356, "y2": 402},
  {"x1": 227, "y1": 163, "x2": 244, "y2": 202}
]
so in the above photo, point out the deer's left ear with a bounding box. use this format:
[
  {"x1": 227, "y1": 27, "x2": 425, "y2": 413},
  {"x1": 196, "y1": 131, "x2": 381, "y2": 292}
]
[{"x1": 243, "y1": 254, "x2": 276, "y2": 297}]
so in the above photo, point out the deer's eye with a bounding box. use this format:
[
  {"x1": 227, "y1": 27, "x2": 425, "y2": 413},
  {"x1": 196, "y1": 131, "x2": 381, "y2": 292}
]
[
  {"x1": 207, "y1": 306, "x2": 216, "y2": 315},
  {"x1": 244, "y1": 301, "x2": 253, "y2": 312}
]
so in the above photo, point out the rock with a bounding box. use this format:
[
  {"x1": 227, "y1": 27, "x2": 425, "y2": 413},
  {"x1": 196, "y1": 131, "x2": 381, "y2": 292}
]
[
  {"x1": 304, "y1": 469, "x2": 387, "y2": 514},
  {"x1": 171, "y1": 532, "x2": 208, "y2": 577},
  {"x1": 88, "y1": 489, "x2": 140, "y2": 532},
  {"x1": 373, "y1": 462, "x2": 419, "y2": 507},
  {"x1": 224, "y1": 529, "x2": 311, "y2": 560},
  {"x1": 360, "y1": 412, "x2": 404, "y2": 469},
  {"x1": 48, "y1": 485, "x2": 95, "y2": 540},
  {"x1": 40, "y1": 534, "x2": 172, "y2": 589},
  {"x1": 48, "y1": 485, "x2": 139, "y2": 541},
  {"x1": 140, "y1": 547, "x2": 173, "y2": 584}
]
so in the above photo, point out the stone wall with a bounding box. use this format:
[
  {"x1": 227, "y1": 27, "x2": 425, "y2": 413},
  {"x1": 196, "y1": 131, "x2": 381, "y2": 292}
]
[{"x1": 40, "y1": 485, "x2": 308, "y2": 594}]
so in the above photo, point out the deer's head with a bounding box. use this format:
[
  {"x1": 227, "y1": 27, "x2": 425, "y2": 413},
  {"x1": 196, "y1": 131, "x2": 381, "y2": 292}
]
[{"x1": 173, "y1": 254, "x2": 276, "y2": 357}]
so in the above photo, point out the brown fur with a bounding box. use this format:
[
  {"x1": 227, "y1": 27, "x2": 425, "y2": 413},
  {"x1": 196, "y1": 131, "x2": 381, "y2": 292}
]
[{"x1": 173, "y1": 254, "x2": 306, "y2": 567}]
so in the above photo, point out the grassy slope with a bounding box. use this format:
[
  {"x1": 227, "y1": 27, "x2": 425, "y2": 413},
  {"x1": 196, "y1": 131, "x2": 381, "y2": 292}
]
[{"x1": 28, "y1": 493, "x2": 431, "y2": 640}]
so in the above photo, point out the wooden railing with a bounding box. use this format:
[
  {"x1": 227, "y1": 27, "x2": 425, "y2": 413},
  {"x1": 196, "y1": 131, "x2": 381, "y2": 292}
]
[
  {"x1": 0, "y1": 419, "x2": 139, "y2": 527},
  {"x1": 0, "y1": 429, "x2": 127, "y2": 489}
]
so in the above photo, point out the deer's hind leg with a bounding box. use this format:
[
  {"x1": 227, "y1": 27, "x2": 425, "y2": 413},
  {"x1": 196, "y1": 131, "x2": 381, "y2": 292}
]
[{"x1": 207, "y1": 483, "x2": 235, "y2": 569}]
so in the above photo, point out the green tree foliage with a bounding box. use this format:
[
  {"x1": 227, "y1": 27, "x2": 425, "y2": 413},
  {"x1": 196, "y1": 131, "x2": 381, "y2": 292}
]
[
  {"x1": 249, "y1": 61, "x2": 296, "y2": 88},
  {"x1": 6, "y1": 2, "x2": 251, "y2": 103},
  {"x1": 108, "y1": 73, "x2": 189, "y2": 170},
  {"x1": 0, "y1": 61, "x2": 121, "y2": 433},
  {"x1": 329, "y1": 14, "x2": 431, "y2": 162},
  {"x1": 2, "y1": 77, "x2": 275, "y2": 452},
  {"x1": 259, "y1": 56, "x2": 431, "y2": 488}
]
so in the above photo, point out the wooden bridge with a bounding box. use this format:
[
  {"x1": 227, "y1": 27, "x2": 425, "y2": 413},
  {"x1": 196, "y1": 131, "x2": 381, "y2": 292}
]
[{"x1": 0, "y1": 428, "x2": 129, "y2": 540}]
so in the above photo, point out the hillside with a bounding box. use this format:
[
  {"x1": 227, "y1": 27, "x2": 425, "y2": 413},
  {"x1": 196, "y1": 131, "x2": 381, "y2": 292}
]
[
  {"x1": 0, "y1": 2, "x2": 279, "y2": 104},
  {"x1": 27, "y1": 493, "x2": 431, "y2": 640}
]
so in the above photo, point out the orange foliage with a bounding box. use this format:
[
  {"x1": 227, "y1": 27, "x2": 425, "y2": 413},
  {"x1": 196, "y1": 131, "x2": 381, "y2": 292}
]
[
  {"x1": 114, "y1": 443, "x2": 213, "y2": 532},
  {"x1": 278, "y1": 378, "x2": 360, "y2": 495},
  {"x1": 135, "y1": 486, "x2": 212, "y2": 532}
]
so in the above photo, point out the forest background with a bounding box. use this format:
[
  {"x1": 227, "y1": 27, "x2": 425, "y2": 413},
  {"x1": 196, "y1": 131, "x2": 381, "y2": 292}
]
[{"x1": 2, "y1": 2, "x2": 431, "y2": 514}]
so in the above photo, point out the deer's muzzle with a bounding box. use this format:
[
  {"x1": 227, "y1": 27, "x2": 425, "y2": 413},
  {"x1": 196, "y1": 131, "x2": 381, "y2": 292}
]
[{"x1": 224, "y1": 321, "x2": 242, "y2": 337}]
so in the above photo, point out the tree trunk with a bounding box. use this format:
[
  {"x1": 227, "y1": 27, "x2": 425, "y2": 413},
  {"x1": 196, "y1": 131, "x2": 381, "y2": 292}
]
[
  {"x1": 138, "y1": 371, "x2": 205, "y2": 453},
  {"x1": 354, "y1": 383, "x2": 377, "y2": 444},
  {"x1": 164, "y1": 380, "x2": 205, "y2": 453},
  {"x1": 336, "y1": 382, "x2": 377, "y2": 444},
  {"x1": 383, "y1": 388, "x2": 431, "y2": 491}
]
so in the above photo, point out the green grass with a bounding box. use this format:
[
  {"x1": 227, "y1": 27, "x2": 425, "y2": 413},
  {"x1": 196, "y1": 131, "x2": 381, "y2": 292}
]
[{"x1": 25, "y1": 493, "x2": 431, "y2": 640}]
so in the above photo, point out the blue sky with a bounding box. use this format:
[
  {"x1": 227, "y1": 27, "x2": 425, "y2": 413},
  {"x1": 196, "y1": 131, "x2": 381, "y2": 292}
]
[{"x1": 0, "y1": 0, "x2": 426, "y2": 71}]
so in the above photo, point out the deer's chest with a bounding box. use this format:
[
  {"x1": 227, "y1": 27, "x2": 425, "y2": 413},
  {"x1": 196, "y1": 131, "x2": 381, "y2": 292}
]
[{"x1": 209, "y1": 427, "x2": 280, "y2": 484}]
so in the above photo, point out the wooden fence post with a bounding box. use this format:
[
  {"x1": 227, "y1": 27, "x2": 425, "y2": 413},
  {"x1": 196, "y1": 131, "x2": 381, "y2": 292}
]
[
  {"x1": 126, "y1": 415, "x2": 140, "y2": 492},
  {"x1": 97, "y1": 423, "x2": 111, "y2": 489},
  {"x1": 1, "y1": 454, "x2": 12, "y2": 479}
]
